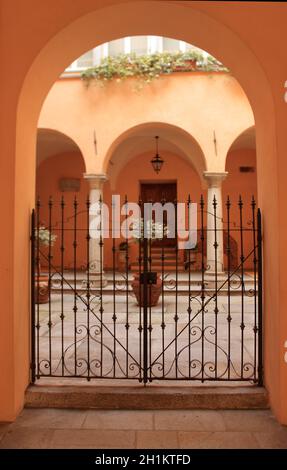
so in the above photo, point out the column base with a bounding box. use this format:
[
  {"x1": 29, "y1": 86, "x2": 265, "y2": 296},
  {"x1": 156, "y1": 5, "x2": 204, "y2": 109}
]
[
  {"x1": 204, "y1": 270, "x2": 227, "y2": 290},
  {"x1": 205, "y1": 270, "x2": 226, "y2": 277}
]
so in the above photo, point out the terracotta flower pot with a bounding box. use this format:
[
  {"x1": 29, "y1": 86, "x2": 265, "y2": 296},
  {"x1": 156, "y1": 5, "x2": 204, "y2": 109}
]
[
  {"x1": 185, "y1": 59, "x2": 197, "y2": 69},
  {"x1": 131, "y1": 272, "x2": 162, "y2": 307},
  {"x1": 174, "y1": 59, "x2": 197, "y2": 72},
  {"x1": 35, "y1": 274, "x2": 49, "y2": 304},
  {"x1": 117, "y1": 249, "x2": 127, "y2": 272}
]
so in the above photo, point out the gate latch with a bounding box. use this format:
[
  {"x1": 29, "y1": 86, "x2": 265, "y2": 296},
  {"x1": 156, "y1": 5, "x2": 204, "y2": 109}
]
[{"x1": 140, "y1": 271, "x2": 157, "y2": 285}]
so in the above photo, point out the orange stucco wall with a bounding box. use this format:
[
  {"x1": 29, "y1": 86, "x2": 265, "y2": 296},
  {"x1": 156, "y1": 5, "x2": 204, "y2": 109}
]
[
  {"x1": 38, "y1": 73, "x2": 254, "y2": 176},
  {"x1": 224, "y1": 149, "x2": 257, "y2": 202},
  {"x1": 223, "y1": 148, "x2": 258, "y2": 270},
  {"x1": 1, "y1": 0, "x2": 287, "y2": 424}
]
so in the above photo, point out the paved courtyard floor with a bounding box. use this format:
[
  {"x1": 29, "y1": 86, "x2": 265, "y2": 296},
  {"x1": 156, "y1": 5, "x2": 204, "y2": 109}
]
[
  {"x1": 0, "y1": 408, "x2": 287, "y2": 449},
  {"x1": 36, "y1": 290, "x2": 259, "y2": 382}
]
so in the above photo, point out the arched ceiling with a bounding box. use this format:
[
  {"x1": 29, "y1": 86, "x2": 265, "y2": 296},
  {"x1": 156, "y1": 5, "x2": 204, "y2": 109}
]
[
  {"x1": 37, "y1": 128, "x2": 81, "y2": 166},
  {"x1": 106, "y1": 123, "x2": 206, "y2": 189},
  {"x1": 229, "y1": 126, "x2": 256, "y2": 152}
]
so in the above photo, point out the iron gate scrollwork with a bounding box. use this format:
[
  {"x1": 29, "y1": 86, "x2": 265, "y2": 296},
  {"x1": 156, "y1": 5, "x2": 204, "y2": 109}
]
[{"x1": 30, "y1": 194, "x2": 263, "y2": 384}]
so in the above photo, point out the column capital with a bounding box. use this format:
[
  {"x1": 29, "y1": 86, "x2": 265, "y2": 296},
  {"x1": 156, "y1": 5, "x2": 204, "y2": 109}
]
[
  {"x1": 83, "y1": 173, "x2": 108, "y2": 189},
  {"x1": 203, "y1": 171, "x2": 228, "y2": 188}
]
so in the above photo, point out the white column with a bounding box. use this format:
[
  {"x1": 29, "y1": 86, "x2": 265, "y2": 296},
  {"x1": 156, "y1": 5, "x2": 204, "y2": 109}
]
[
  {"x1": 203, "y1": 171, "x2": 228, "y2": 275},
  {"x1": 83, "y1": 173, "x2": 108, "y2": 287}
]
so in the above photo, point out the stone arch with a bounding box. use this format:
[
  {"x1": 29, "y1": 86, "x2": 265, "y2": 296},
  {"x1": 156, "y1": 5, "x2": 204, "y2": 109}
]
[
  {"x1": 36, "y1": 128, "x2": 87, "y2": 171},
  {"x1": 16, "y1": 2, "x2": 275, "y2": 207},
  {"x1": 103, "y1": 122, "x2": 207, "y2": 189},
  {"x1": 7, "y1": 1, "x2": 281, "y2": 422},
  {"x1": 226, "y1": 125, "x2": 256, "y2": 161}
]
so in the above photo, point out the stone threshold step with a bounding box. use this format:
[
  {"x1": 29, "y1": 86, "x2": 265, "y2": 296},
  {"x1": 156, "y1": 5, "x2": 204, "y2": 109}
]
[
  {"x1": 25, "y1": 385, "x2": 268, "y2": 410},
  {"x1": 50, "y1": 288, "x2": 249, "y2": 296},
  {"x1": 50, "y1": 289, "x2": 246, "y2": 296}
]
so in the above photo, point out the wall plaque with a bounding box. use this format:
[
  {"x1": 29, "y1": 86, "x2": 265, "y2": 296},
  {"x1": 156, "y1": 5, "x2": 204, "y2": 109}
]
[{"x1": 59, "y1": 178, "x2": 81, "y2": 192}]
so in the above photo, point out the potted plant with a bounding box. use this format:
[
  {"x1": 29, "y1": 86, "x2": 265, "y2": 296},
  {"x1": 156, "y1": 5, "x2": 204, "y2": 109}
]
[
  {"x1": 129, "y1": 219, "x2": 168, "y2": 307},
  {"x1": 81, "y1": 51, "x2": 228, "y2": 89},
  {"x1": 117, "y1": 240, "x2": 129, "y2": 272},
  {"x1": 34, "y1": 226, "x2": 57, "y2": 304}
]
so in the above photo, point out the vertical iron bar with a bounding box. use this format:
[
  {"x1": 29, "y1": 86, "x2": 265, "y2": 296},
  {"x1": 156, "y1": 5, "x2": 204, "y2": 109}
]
[
  {"x1": 138, "y1": 198, "x2": 143, "y2": 382},
  {"x1": 239, "y1": 195, "x2": 245, "y2": 378},
  {"x1": 200, "y1": 195, "x2": 205, "y2": 382},
  {"x1": 48, "y1": 197, "x2": 52, "y2": 375},
  {"x1": 213, "y1": 195, "x2": 218, "y2": 379},
  {"x1": 257, "y1": 208, "x2": 263, "y2": 386},
  {"x1": 161, "y1": 197, "x2": 165, "y2": 379},
  {"x1": 143, "y1": 231, "x2": 148, "y2": 385},
  {"x1": 174, "y1": 199, "x2": 179, "y2": 379},
  {"x1": 187, "y1": 195, "x2": 192, "y2": 379},
  {"x1": 99, "y1": 194, "x2": 104, "y2": 378},
  {"x1": 60, "y1": 196, "x2": 65, "y2": 376},
  {"x1": 30, "y1": 209, "x2": 36, "y2": 383},
  {"x1": 73, "y1": 196, "x2": 78, "y2": 376},
  {"x1": 86, "y1": 195, "x2": 91, "y2": 380},
  {"x1": 124, "y1": 195, "x2": 130, "y2": 378},
  {"x1": 251, "y1": 196, "x2": 258, "y2": 382},
  {"x1": 112, "y1": 198, "x2": 117, "y2": 378},
  {"x1": 36, "y1": 198, "x2": 40, "y2": 379},
  {"x1": 148, "y1": 231, "x2": 152, "y2": 381},
  {"x1": 226, "y1": 196, "x2": 232, "y2": 380}
]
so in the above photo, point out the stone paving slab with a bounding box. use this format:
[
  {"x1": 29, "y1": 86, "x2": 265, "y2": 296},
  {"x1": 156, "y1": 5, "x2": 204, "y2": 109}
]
[
  {"x1": 0, "y1": 409, "x2": 286, "y2": 449},
  {"x1": 35, "y1": 293, "x2": 258, "y2": 381}
]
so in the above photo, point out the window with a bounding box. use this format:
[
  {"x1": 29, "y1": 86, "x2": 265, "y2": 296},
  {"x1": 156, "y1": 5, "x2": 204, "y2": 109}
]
[
  {"x1": 130, "y1": 36, "x2": 148, "y2": 55},
  {"x1": 162, "y1": 38, "x2": 181, "y2": 52},
  {"x1": 76, "y1": 50, "x2": 93, "y2": 69},
  {"x1": 64, "y1": 36, "x2": 207, "y2": 73},
  {"x1": 108, "y1": 38, "x2": 125, "y2": 57}
]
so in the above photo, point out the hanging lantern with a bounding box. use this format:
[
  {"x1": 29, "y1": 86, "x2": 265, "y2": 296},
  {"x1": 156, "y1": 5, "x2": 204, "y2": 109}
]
[{"x1": 151, "y1": 136, "x2": 164, "y2": 173}]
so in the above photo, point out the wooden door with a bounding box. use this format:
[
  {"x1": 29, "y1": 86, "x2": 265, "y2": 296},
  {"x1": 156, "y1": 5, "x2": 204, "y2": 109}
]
[{"x1": 140, "y1": 182, "x2": 177, "y2": 246}]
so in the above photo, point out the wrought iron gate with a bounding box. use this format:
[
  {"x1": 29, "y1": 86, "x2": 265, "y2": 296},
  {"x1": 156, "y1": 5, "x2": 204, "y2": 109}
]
[{"x1": 30, "y1": 195, "x2": 263, "y2": 384}]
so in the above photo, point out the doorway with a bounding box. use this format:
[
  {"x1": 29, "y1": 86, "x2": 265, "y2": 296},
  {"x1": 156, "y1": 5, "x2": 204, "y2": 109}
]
[{"x1": 140, "y1": 182, "x2": 177, "y2": 247}]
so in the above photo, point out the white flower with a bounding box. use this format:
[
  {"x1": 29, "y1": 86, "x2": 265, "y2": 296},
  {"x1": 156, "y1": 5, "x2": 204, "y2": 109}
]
[
  {"x1": 35, "y1": 226, "x2": 57, "y2": 246},
  {"x1": 129, "y1": 219, "x2": 169, "y2": 241}
]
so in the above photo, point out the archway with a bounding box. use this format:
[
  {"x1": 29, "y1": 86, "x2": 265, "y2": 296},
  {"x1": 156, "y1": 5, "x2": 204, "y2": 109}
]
[
  {"x1": 36, "y1": 129, "x2": 88, "y2": 270},
  {"x1": 104, "y1": 122, "x2": 207, "y2": 190},
  {"x1": 4, "y1": 1, "x2": 281, "y2": 422},
  {"x1": 224, "y1": 126, "x2": 257, "y2": 204},
  {"x1": 102, "y1": 122, "x2": 205, "y2": 271},
  {"x1": 222, "y1": 127, "x2": 257, "y2": 272}
]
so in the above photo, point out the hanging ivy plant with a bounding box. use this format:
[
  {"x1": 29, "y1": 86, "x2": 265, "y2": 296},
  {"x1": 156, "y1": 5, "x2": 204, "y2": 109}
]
[{"x1": 81, "y1": 50, "x2": 228, "y2": 88}]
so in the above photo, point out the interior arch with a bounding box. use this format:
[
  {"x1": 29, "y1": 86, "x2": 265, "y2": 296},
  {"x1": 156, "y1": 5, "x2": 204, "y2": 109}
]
[{"x1": 104, "y1": 122, "x2": 207, "y2": 189}]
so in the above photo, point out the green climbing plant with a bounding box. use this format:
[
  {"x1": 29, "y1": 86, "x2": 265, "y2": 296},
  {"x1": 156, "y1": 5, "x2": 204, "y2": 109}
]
[{"x1": 81, "y1": 50, "x2": 228, "y2": 88}]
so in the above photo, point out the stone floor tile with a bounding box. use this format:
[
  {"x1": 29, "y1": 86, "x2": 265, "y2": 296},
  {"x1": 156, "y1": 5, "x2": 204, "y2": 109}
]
[
  {"x1": 36, "y1": 289, "x2": 256, "y2": 380},
  {"x1": 1, "y1": 408, "x2": 285, "y2": 449},
  {"x1": 0, "y1": 428, "x2": 54, "y2": 449},
  {"x1": 83, "y1": 410, "x2": 153, "y2": 430},
  {"x1": 178, "y1": 431, "x2": 259, "y2": 449},
  {"x1": 220, "y1": 410, "x2": 280, "y2": 432},
  {"x1": 254, "y1": 429, "x2": 287, "y2": 449},
  {"x1": 11, "y1": 408, "x2": 87, "y2": 429},
  {"x1": 49, "y1": 429, "x2": 136, "y2": 449},
  {"x1": 136, "y1": 431, "x2": 178, "y2": 449},
  {"x1": 0, "y1": 424, "x2": 11, "y2": 444},
  {"x1": 154, "y1": 410, "x2": 225, "y2": 431}
]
